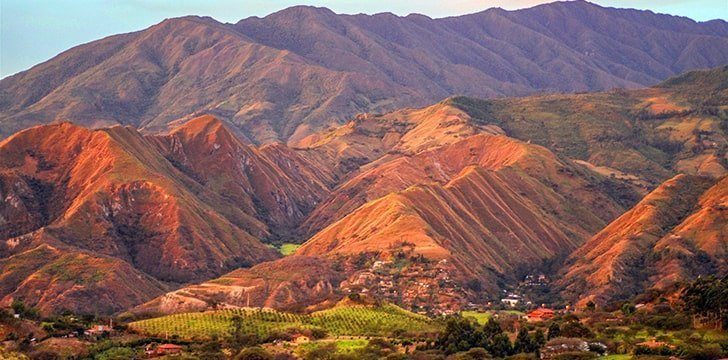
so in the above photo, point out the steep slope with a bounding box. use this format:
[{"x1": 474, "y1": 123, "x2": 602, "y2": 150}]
[
  {"x1": 558, "y1": 174, "x2": 727, "y2": 308},
  {"x1": 148, "y1": 115, "x2": 334, "y2": 236},
  {"x1": 0, "y1": 121, "x2": 280, "y2": 314},
  {"x1": 296, "y1": 133, "x2": 629, "y2": 287},
  {"x1": 2, "y1": 2, "x2": 727, "y2": 143},
  {"x1": 0, "y1": 237, "x2": 166, "y2": 316},
  {"x1": 300, "y1": 132, "x2": 631, "y2": 237},
  {"x1": 138, "y1": 131, "x2": 636, "y2": 315}
]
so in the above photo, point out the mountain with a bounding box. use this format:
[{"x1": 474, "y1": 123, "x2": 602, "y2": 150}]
[
  {"x1": 131, "y1": 66, "x2": 728, "y2": 316},
  {"x1": 133, "y1": 131, "x2": 631, "y2": 315},
  {"x1": 558, "y1": 174, "x2": 727, "y2": 308},
  {"x1": 2, "y1": 1, "x2": 728, "y2": 143},
  {"x1": 0, "y1": 115, "x2": 339, "y2": 315},
  {"x1": 3, "y1": 58, "x2": 727, "y2": 316},
  {"x1": 442, "y1": 65, "x2": 728, "y2": 185}
]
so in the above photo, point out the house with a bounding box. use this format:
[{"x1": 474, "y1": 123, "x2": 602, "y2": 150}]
[
  {"x1": 500, "y1": 294, "x2": 521, "y2": 307},
  {"x1": 527, "y1": 307, "x2": 555, "y2": 322},
  {"x1": 85, "y1": 324, "x2": 112, "y2": 336}
]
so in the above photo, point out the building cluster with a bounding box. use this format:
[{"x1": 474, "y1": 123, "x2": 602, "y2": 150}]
[{"x1": 340, "y1": 258, "x2": 469, "y2": 315}]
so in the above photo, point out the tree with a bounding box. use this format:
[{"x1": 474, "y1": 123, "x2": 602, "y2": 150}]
[
  {"x1": 489, "y1": 333, "x2": 512, "y2": 358},
  {"x1": 303, "y1": 343, "x2": 338, "y2": 360},
  {"x1": 681, "y1": 275, "x2": 728, "y2": 330},
  {"x1": 560, "y1": 320, "x2": 594, "y2": 339},
  {"x1": 547, "y1": 322, "x2": 561, "y2": 340},
  {"x1": 10, "y1": 300, "x2": 39, "y2": 320},
  {"x1": 533, "y1": 329, "x2": 546, "y2": 348},
  {"x1": 436, "y1": 316, "x2": 478, "y2": 354},
  {"x1": 95, "y1": 347, "x2": 137, "y2": 360},
  {"x1": 229, "y1": 315, "x2": 259, "y2": 351},
  {"x1": 482, "y1": 318, "x2": 503, "y2": 343},
  {"x1": 514, "y1": 328, "x2": 535, "y2": 353},
  {"x1": 466, "y1": 279, "x2": 483, "y2": 293},
  {"x1": 197, "y1": 336, "x2": 225, "y2": 360}
]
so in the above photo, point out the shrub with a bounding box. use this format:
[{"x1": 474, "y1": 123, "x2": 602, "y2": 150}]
[
  {"x1": 94, "y1": 347, "x2": 137, "y2": 360},
  {"x1": 235, "y1": 347, "x2": 274, "y2": 360},
  {"x1": 454, "y1": 347, "x2": 491, "y2": 360},
  {"x1": 550, "y1": 351, "x2": 596, "y2": 360},
  {"x1": 678, "y1": 344, "x2": 723, "y2": 360}
]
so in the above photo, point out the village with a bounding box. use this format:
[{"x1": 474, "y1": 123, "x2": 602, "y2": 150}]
[{"x1": 339, "y1": 253, "x2": 471, "y2": 315}]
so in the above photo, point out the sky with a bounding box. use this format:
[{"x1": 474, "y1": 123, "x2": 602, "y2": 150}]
[{"x1": 1, "y1": 0, "x2": 727, "y2": 78}]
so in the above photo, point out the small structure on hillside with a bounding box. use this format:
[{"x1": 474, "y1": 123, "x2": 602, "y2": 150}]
[
  {"x1": 146, "y1": 343, "x2": 184, "y2": 357},
  {"x1": 84, "y1": 324, "x2": 113, "y2": 337}
]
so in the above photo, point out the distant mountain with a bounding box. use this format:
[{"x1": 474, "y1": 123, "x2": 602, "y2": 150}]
[{"x1": 2, "y1": 1, "x2": 727, "y2": 143}]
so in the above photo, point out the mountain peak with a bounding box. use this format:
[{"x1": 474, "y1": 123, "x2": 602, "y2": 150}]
[
  {"x1": 266, "y1": 5, "x2": 337, "y2": 20},
  {"x1": 172, "y1": 114, "x2": 226, "y2": 135}
]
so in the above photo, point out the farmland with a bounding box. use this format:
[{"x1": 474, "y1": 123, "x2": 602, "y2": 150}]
[{"x1": 129, "y1": 304, "x2": 439, "y2": 340}]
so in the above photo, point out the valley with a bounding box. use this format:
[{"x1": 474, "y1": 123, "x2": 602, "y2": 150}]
[{"x1": 0, "y1": 2, "x2": 726, "y2": 359}]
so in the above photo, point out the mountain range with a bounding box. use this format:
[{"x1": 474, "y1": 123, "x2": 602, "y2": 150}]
[
  {"x1": 1, "y1": 1, "x2": 728, "y2": 145},
  {"x1": 2, "y1": 60, "x2": 725, "y2": 315}
]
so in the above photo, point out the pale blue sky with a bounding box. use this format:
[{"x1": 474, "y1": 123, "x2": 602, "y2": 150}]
[{"x1": 1, "y1": 0, "x2": 727, "y2": 78}]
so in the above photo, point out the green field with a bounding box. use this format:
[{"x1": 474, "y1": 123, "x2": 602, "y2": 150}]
[
  {"x1": 296, "y1": 339, "x2": 369, "y2": 357},
  {"x1": 600, "y1": 355, "x2": 632, "y2": 360},
  {"x1": 461, "y1": 311, "x2": 492, "y2": 325},
  {"x1": 278, "y1": 243, "x2": 301, "y2": 256},
  {"x1": 130, "y1": 305, "x2": 439, "y2": 340},
  {"x1": 461, "y1": 310, "x2": 524, "y2": 325}
]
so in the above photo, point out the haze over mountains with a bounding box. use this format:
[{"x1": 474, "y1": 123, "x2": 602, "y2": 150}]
[{"x1": 1, "y1": 1, "x2": 728, "y2": 145}]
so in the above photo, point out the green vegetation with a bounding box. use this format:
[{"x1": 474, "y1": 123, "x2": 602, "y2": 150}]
[
  {"x1": 462, "y1": 311, "x2": 492, "y2": 325},
  {"x1": 296, "y1": 338, "x2": 400, "y2": 360},
  {"x1": 296, "y1": 339, "x2": 369, "y2": 356},
  {"x1": 434, "y1": 316, "x2": 543, "y2": 357},
  {"x1": 681, "y1": 275, "x2": 728, "y2": 329},
  {"x1": 130, "y1": 304, "x2": 438, "y2": 340},
  {"x1": 278, "y1": 243, "x2": 301, "y2": 256}
]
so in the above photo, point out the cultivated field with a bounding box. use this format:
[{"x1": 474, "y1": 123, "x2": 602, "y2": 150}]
[{"x1": 129, "y1": 304, "x2": 439, "y2": 340}]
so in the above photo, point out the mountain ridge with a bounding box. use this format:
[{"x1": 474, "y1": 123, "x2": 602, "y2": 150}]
[{"x1": 2, "y1": 1, "x2": 727, "y2": 143}]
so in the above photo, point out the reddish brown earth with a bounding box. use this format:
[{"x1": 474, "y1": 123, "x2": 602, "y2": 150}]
[
  {"x1": 131, "y1": 256, "x2": 344, "y2": 315},
  {"x1": 3, "y1": 66, "x2": 728, "y2": 316},
  {"x1": 558, "y1": 174, "x2": 727, "y2": 308},
  {"x1": 0, "y1": 117, "x2": 337, "y2": 315},
  {"x1": 131, "y1": 66, "x2": 727, "y2": 315},
  {"x1": 148, "y1": 115, "x2": 335, "y2": 235},
  {"x1": 1, "y1": 2, "x2": 727, "y2": 143},
  {"x1": 136, "y1": 126, "x2": 637, "y2": 314},
  {"x1": 292, "y1": 132, "x2": 631, "y2": 296}
]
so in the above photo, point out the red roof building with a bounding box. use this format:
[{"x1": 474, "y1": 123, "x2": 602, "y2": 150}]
[{"x1": 527, "y1": 308, "x2": 555, "y2": 322}]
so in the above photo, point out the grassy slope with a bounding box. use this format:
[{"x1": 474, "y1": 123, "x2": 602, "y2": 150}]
[{"x1": 444, "y1": 66, "x2": 728, "y2": 185}]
